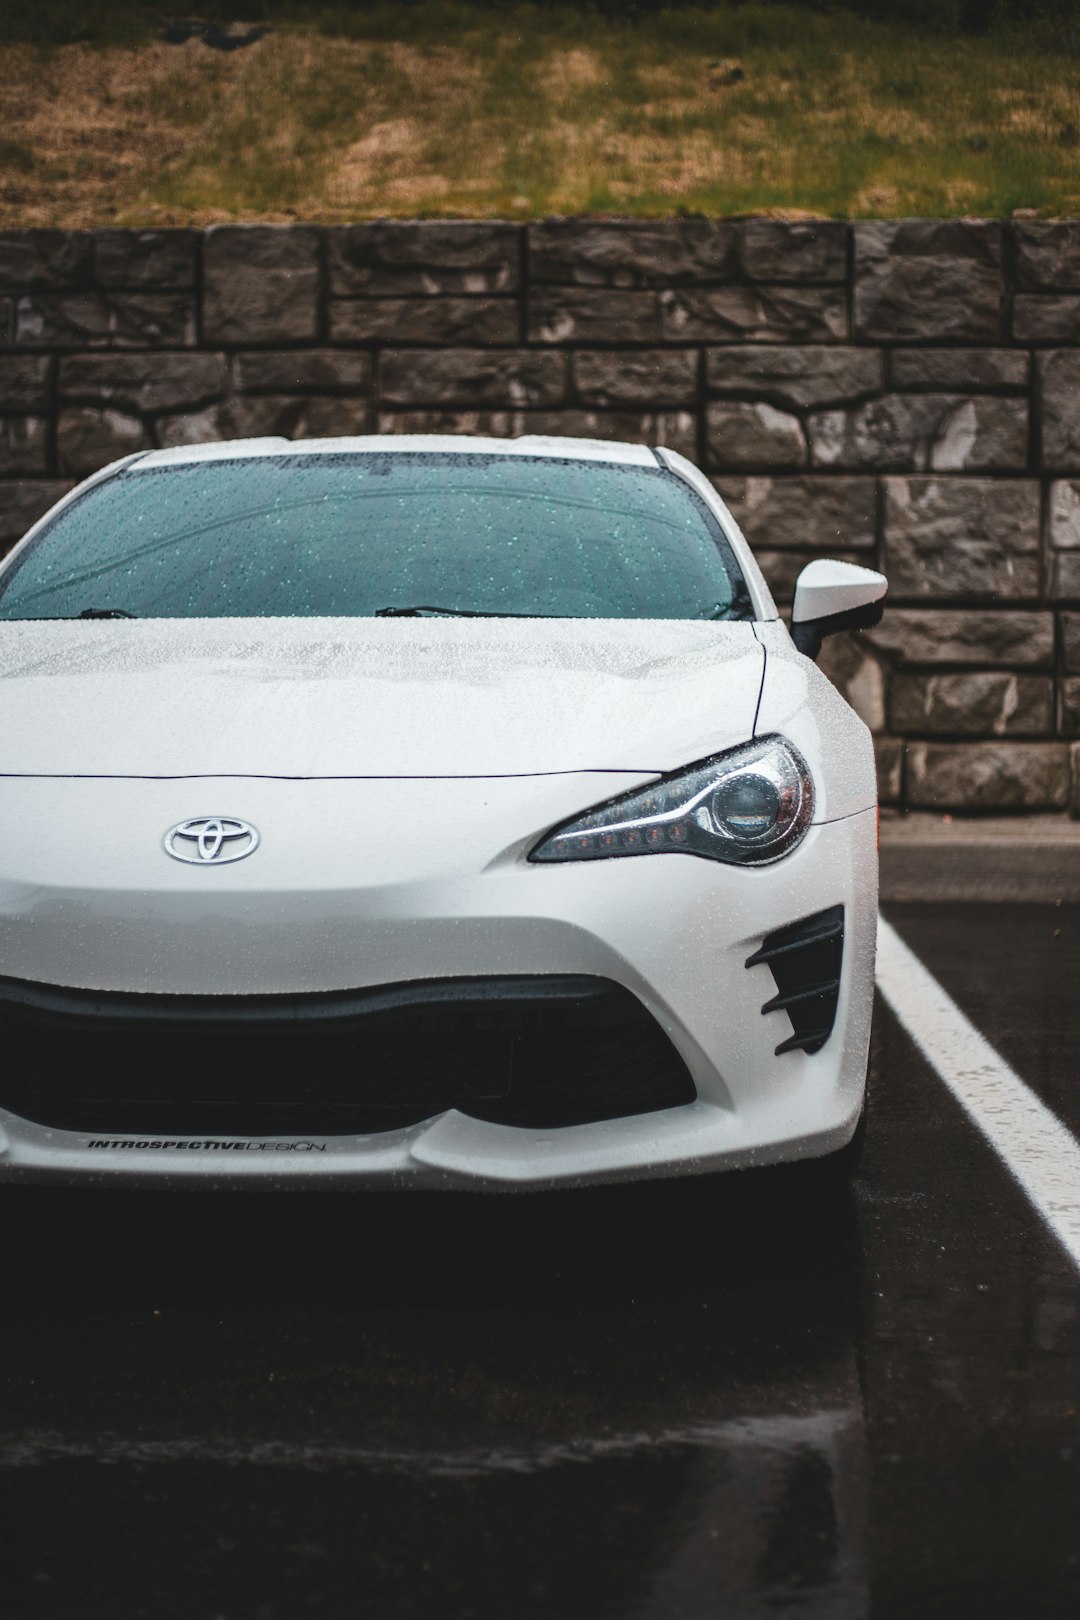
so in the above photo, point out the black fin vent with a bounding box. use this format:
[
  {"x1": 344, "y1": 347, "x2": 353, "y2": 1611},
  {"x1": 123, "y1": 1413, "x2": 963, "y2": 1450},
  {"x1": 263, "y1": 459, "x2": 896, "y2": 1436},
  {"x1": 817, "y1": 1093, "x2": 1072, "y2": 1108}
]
[{"x1": 745, "y1": 905, "x2": 844, "y2": 1057}]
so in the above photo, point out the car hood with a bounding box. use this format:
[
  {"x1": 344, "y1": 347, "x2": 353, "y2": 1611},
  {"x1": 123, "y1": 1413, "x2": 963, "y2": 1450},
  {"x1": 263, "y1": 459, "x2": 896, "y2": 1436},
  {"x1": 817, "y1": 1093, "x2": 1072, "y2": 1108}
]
[{"x1": 0, "y1": 617, "x2": 765, "y2": 778}]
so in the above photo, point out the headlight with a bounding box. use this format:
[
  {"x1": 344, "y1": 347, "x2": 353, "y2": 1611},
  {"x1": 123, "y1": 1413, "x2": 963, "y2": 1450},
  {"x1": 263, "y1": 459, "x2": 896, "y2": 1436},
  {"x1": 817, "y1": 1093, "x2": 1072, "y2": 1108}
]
[{"x1": 530, "y1": 737, "x2": 814, "y2": 867}]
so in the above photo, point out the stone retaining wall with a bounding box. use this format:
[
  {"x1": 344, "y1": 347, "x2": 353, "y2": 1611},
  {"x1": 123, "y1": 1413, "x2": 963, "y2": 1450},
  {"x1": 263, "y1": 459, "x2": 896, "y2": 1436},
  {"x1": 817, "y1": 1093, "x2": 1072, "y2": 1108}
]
[{"x1": 2, "y1": 218, "x2": 1080, "y2": 814}]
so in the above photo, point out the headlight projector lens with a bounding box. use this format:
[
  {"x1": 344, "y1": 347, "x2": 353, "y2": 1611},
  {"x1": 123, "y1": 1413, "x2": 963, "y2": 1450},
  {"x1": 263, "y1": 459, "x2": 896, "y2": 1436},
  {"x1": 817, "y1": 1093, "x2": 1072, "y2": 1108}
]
[{"x1": 711, "y1": 773, "x2": 782, "y2": 838}]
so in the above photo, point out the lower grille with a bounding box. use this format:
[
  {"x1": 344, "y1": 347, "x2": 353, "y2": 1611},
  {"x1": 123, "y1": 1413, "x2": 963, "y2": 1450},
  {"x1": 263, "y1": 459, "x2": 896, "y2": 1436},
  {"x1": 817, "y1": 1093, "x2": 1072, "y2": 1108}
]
[
  {"x1": 0, "y1": 974, "x2": 695, "y2": 1136},
  {"x1": 746, "y1": 906, "x2": 844, "y2": 1056}
]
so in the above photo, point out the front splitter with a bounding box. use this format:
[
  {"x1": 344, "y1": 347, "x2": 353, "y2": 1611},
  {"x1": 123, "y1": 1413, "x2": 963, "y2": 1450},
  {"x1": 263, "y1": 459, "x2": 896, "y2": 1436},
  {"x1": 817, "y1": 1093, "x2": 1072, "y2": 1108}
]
[{"x1": 0, "y1": 1090, "x2": 861, "y2": 1192}]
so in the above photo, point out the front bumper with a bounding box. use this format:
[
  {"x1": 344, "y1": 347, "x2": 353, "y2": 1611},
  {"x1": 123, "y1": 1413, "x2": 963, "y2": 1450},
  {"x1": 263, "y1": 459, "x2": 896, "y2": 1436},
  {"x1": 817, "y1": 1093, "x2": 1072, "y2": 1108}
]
[{"x1": 0, "y1": 773, "x2": 877, "y2": 1189}]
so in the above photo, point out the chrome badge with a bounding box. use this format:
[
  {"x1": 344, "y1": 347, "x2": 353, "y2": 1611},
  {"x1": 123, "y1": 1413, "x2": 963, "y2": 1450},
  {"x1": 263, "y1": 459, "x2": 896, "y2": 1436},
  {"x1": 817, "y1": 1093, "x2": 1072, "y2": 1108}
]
[{"x1": 163, "y1": 817, "x2": 260, "y2": 866}]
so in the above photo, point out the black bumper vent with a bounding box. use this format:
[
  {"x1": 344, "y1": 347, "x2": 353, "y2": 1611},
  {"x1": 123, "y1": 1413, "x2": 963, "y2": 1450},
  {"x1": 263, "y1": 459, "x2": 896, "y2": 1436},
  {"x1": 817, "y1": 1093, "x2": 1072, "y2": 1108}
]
[
  {"x1": 0, "y1": 974, "x2": 695, "y2": 1137},
  {"x1": 745, "y1": 905, "x2": 844, "y2": 1056}
]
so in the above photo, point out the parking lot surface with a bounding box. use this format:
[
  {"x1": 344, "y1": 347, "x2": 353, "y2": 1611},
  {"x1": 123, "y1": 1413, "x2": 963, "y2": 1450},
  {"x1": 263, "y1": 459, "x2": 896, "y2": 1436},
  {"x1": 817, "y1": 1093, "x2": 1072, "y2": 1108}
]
[{"x1": 2, "y1": 903, "x2": 1079, "y2": 1619}]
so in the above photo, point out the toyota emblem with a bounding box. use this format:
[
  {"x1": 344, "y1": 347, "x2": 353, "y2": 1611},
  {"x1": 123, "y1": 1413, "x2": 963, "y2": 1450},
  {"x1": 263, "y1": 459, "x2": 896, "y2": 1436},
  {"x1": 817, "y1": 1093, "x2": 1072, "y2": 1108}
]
[{"x1": 163, "y1": 817, "x2": 260, "y2": 865}]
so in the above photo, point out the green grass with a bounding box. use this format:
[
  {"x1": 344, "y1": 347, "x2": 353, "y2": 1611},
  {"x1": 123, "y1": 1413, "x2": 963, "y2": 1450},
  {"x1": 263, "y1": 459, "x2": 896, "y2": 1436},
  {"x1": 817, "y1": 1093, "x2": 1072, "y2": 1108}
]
[{"x1": 2, "y1": 1, "x2": 1079, "y2": 225}]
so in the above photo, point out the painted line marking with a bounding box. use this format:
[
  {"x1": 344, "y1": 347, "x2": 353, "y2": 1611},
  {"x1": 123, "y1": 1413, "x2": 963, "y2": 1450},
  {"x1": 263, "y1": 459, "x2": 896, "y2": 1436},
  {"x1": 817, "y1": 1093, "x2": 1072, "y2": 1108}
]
[{"x1": 876, "y1": 914, "x2": 1080, "y2": 1276}]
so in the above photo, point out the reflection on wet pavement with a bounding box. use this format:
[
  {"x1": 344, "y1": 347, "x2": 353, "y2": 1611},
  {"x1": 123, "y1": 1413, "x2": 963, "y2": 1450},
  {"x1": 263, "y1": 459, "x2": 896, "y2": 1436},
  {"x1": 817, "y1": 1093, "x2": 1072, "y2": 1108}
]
[{"x1": 1, "y1": 1164, "x2": 867, "y2": 1618}]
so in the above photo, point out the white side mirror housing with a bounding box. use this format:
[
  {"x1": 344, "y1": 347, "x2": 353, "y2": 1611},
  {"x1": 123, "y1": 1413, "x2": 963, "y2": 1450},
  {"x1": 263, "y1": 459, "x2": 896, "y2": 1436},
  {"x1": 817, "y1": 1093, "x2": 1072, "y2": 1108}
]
[{"x1": 790, "y1": 558, "x2": 888, "y2": 661}]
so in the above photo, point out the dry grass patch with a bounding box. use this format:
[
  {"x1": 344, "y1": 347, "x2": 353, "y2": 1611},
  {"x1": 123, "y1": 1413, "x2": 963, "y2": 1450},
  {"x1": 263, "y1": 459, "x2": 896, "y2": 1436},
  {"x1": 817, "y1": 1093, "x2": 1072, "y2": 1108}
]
[{"x1": 1, "y1": 4, "x2": 1079, "y2": 223}]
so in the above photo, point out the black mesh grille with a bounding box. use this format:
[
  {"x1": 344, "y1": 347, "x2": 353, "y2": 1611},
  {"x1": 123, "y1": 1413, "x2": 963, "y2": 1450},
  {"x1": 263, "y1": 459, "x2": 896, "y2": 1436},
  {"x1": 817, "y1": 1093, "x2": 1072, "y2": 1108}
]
[
  {"x1": 0, "y1": 975, "x2": 696, "y2": 1136},
  {"x1": 745, "y1": 906, "x2": 844, "y2": 1056}
]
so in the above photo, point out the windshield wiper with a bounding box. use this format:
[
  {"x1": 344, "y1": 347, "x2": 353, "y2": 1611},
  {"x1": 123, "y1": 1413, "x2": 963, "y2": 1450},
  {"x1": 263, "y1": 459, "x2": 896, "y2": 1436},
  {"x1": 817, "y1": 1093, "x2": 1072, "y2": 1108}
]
[
  {"x1": 375, "y1": 605, "x2": 540, "y2": 619},
  {"x1": 18, "y1": 608, "x2": 140, "y2": 620}
]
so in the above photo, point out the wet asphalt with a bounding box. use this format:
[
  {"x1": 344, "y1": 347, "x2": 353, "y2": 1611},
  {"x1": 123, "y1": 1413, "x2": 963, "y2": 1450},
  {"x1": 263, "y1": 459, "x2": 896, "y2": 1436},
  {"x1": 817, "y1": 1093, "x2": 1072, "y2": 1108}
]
[{"x1": 2, "y1": 903, "x2": 1079, "y2": 1619}]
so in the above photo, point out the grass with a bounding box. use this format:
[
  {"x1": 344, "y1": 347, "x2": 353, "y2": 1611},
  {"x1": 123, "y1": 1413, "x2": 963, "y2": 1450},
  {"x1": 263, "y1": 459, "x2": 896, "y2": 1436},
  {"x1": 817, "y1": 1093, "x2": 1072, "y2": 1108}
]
[{"x1": 1, "y1": 2, "x2": 1079, "y2": 225}]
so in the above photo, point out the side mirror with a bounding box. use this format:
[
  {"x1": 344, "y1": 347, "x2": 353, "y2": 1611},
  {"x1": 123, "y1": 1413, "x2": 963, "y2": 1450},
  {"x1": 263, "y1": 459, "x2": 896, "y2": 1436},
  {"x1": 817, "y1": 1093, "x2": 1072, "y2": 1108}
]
[{"x1": 790, "y1": 559, "x2": 888, "y2": 661}]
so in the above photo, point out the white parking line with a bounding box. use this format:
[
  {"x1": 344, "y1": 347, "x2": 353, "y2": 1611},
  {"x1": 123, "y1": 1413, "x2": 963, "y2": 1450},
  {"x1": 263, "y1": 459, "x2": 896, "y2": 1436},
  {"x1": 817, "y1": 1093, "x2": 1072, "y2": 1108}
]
[{"x1": 876, "y1": 915, "x2": 1080, "y2": 1276}]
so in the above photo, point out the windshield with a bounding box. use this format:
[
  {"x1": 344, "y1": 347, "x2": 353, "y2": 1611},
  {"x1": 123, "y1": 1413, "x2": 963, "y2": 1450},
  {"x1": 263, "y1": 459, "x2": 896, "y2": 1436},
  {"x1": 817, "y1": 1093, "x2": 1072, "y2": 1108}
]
[{"x1": 0, "y1": 451, "x2": 752, "y2": 622}]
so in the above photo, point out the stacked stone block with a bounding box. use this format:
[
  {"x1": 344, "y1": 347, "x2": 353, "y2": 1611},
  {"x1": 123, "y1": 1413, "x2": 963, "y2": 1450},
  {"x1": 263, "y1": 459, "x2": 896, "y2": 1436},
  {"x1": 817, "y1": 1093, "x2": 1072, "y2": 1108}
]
[{"x1": 1, "y1": 217, "x2": 1079, "y2": 814}]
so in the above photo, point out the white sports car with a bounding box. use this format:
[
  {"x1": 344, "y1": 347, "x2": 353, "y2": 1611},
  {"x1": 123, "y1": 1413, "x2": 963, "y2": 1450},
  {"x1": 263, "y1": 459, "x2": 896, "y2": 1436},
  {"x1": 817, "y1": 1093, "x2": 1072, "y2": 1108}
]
[{"x1": 0, "y1": 435, "x2": 885, "y2": 1190}]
